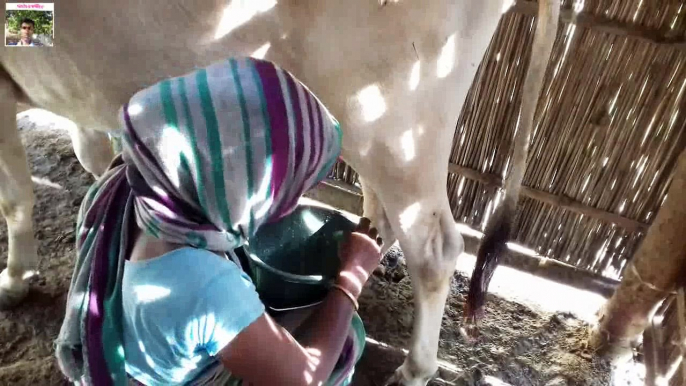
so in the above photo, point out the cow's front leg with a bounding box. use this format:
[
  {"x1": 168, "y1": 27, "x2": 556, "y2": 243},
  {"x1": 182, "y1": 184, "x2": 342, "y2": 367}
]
[
  {"x1": 0, "y1": 77, "x2": 38, "y2": 309},
  {"x1": 384, "y1": 200, "x2": 464, "y2": 386}
]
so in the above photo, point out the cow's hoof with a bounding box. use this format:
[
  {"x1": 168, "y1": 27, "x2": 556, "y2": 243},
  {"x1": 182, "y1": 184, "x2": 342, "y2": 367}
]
[
  {"x1": 0, "y1": 270, "x2": 29, "y2": 310},
  {"x1": 384, "y1": 367, "x2": 432, "y2": 386}
]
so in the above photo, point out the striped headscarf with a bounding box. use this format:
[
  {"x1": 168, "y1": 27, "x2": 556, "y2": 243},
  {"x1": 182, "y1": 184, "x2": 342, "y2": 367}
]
[{"x1": 55, "y1": 57, "x2": 342, "y2": 385}]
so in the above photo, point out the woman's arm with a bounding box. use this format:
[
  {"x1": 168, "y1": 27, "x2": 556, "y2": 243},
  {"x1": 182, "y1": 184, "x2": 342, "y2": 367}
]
[
  {"x1": 218, "y1": 218, "x2": 382, "y2": 386},
  {"x1": 218, "y1": 280, "x2": 358, "y2": 386}
]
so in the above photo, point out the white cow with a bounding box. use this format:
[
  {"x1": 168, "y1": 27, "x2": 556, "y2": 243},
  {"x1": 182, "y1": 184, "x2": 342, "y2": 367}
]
[{"x1": 0, "y1": 0, "x2": 558, "y2": 384}]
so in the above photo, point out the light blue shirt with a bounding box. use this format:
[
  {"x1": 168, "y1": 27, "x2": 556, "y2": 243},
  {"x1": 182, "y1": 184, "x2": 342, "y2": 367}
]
[{"x1": 122, "y1": 247, "x2": 265, "y2": 385}]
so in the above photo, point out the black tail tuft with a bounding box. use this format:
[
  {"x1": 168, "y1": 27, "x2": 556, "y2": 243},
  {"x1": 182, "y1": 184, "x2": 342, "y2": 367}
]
[{"x1": 464, "y1": 217, "x2": 511, "y2": 323}]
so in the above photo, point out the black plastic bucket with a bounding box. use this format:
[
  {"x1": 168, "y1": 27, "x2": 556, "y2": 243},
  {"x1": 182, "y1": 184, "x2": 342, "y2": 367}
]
[{"x1": 234, "y1": 204, "x2": 357, "y2": 311}]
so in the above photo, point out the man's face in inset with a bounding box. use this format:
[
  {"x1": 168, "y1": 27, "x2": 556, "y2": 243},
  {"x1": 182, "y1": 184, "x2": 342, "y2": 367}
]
[{"x1": 20, "y1": 22, "x2": 34, "y2": 40}]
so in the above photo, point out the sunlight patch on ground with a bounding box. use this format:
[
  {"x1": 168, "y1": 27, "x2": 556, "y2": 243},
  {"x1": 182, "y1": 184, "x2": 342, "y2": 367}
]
[
  {"x1": 455, "y1": 252, "x2": 606, "y2": 323},
  {"x1": 614, "y1": 359, "x2": 645, "y2": 386},
  {"x1": 451, "y1": 223, "x2": 606, "y2": 321},
  {"x1": 31, "y1": 175, "x2": 64, "y2": 190},
  {"x1": 483, "y1": 376, "x2": 512, "y2": 386},
  {"x1": 18, "y1": 109, "x2": 75, "y2": 132},
  {"x1": 365, "y1": 337, "x2": 408, "y2": 354}
]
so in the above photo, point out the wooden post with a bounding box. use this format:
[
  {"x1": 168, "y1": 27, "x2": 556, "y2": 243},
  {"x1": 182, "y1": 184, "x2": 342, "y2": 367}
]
[
  {"x1": 643, "y1": 318, "x2": 662, "y2": 386},
  {"x1": 677, "y1": 288, "x2": 686, "y2": 385},
  {"x1": 591, "y1": 149, "x2": 686, "y2": 354}
]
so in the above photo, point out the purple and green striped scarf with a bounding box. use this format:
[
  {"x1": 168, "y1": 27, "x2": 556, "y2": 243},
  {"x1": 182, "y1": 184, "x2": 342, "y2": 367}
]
[{"x1": 55, "y1": 57, "x2": 344, "y2": 385}]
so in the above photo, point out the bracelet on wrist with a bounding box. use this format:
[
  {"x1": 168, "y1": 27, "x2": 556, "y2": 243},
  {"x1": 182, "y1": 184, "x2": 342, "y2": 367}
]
[{"x1": 330, "y1": 284, "x2": 359, "y2": 311}]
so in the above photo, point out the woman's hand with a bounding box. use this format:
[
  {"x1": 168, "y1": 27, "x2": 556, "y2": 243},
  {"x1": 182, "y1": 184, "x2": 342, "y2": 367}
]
[
  {"x1": 218, "y1": 217, "x2": 383, "y2": 386},
  {"x1": 336, "y1": 217, "x2": 383, "y2": 298}
]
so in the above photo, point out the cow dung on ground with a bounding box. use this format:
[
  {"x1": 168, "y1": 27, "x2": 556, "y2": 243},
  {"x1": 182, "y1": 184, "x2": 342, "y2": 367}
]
[{"x1": 0, "y1": 116, "x2": 625, "y2": 385}]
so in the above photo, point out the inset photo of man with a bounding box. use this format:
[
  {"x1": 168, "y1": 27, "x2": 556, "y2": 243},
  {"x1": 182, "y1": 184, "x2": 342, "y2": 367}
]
[{"x1": 5, "y1": 3, "x2": 54, "y2": 47}]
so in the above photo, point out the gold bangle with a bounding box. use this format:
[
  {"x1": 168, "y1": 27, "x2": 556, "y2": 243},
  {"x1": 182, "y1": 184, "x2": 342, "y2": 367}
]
[{"x1": 331, "y1": 284, "x2": 359, "y2": 311}]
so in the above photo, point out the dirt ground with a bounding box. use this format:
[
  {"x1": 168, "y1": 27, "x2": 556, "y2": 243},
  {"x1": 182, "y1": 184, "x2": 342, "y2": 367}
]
[{"x1": 0, "y1": 118, "x2": 638, "y2": 385}]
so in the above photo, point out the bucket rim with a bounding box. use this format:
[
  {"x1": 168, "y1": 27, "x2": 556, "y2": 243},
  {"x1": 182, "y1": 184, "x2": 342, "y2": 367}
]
[{"x1": 245, "y1": 248, "x2": 333, "y2": 285}]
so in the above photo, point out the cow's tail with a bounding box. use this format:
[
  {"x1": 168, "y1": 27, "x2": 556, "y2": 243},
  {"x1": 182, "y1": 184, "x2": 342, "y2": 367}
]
[{"x1": 464, "y1": 0, "x2": 560, "y2": 326}]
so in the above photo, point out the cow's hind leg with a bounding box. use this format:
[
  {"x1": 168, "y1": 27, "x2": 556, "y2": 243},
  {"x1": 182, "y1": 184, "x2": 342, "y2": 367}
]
[
  {"x1": 0, "y1": 76, "x2": 38, "y2": 309},
  {"x1": 383, "y1": 197, "x2": 464, "y2": 386}
]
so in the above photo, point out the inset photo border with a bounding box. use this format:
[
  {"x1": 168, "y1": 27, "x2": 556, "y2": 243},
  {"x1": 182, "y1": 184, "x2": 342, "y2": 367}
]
[{"x1": 5, "y1": 3, "x2": 54, "y2": 47}]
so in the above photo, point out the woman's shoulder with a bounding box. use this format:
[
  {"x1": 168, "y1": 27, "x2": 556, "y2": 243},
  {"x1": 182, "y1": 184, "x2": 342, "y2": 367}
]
[
  {"x1": 124, "y1": 247, "x2": 247, "y2": 287},
  {"x1": 163, "y1": 246, "x2": 233, "y2": 264}
]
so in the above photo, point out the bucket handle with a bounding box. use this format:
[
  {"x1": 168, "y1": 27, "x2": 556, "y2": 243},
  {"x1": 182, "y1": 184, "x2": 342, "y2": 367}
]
[{"x1": 247, "y1": 250, "x2": 333, "y2": 285}]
